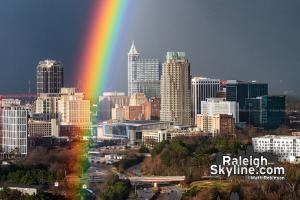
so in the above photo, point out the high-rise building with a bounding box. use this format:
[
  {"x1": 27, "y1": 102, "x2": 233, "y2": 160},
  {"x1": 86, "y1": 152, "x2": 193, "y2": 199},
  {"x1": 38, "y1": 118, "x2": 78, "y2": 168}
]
[
  {"x1": 2, "y1": 106, "x2": 28, "y2": 156},
  {"x1": 201, "y1": 98, "x2": 239, "y2": 122},
  {"x1": 58, "y1": 88, "x2": 91, "y2": 128},
  {"x1": 35, "y1": 93, "x2": 60, "y2": 120},
  {"x1": 226, "y1": 80, "x2": 268, "y2": 122},
  {"x1": 98, "y1": 92, "x2": 130, "y2": 121},
  {"x1": 245, "y1": 95, "x2": 286, "y2": 129},
  {"x1": 192, "y1": 77, "x2": 220, "y2": 122},
  {"x1": 128, "y1": 42, "x2": 161, "y2": 98},
  {"x1": 58, "y1": 88, "x2": 91, "y2": 138},
  {"x1": 36, "y1": 60, "x2": 63, "y2": 95},
  {"x1": 160, "y1": 52, "x2": 192, "y2": 126}
]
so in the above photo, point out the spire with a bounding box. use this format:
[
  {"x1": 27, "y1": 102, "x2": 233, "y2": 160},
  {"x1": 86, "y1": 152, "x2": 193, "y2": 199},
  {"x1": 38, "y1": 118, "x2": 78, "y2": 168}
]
[{"x1": 129, "y1": 41, "x2": 138, "y2": 54}]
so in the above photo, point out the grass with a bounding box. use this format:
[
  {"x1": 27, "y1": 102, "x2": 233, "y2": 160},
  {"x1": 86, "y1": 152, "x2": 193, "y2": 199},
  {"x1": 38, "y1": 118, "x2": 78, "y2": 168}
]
[{"x1": 189, "y1": 180, "x2": 231, "y2": 192}]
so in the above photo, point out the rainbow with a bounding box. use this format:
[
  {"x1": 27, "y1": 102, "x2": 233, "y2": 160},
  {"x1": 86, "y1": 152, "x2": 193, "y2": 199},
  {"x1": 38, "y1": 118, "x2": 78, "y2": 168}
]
[
  {"x1": 78, "y1": 0, "x2": 130, "y2": 100},
  {"x1": 69, "y1": 0, "x2": 130, "y2": 197}
]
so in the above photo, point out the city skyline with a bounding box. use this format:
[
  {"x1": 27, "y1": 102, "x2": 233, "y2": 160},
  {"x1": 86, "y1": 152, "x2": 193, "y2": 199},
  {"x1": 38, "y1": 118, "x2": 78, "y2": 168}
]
[{"x1": 0, "y1": 0, "x2": 300, "y2": 96}]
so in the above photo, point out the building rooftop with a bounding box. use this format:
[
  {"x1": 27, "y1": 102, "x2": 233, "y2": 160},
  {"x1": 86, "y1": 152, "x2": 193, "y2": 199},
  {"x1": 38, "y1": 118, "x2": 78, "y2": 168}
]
[
  {"x1": 100, "y1": 120, "x2": 171, "y2": 127},
  {"x1": 128, "y1": 41, "x2": 139, "y2": 55},
  {"x1": 253, "y1": 135, "x2": 300, "y2": 139}
]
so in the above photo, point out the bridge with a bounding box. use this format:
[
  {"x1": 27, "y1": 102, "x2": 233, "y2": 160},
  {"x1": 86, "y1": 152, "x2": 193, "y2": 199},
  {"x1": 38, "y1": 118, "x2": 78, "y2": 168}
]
[{"x1": 127, "y1": 176, "x2": 185, "y2": 187}]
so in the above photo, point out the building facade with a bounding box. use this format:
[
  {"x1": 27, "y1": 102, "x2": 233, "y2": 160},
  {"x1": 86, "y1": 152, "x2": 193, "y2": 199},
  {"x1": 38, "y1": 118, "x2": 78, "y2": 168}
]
[
  {"x1": 201, "y1": 98, "x2": 239, "y2": 122},
  {"x1": 129, "y1": 92, "x2": 147, "y2": 106},
  {"x1": 28, "y1": 119, "x2": 59, "y2": 137},
  {"x1": 36, "y1": 60, "x2": 63, "y2": 95},
  {"x1": 192, "y1": 77, "x2": 220, "y2": 122},
  {"x1": 123, "y1": 105, "x2": 144, "y2": 121},
  {"x1": 128, "y1": 42, "x2": 161, "y2": 98},
  {"x1": 196, "y1": 114, "x2": 235, "y2": 137},
  {"x1": 97, "y1": 121, "x2": 171, "y2": 145},
  {"x1": 226, "y1": 81, "x2": 268, "y2": 123},
  {"x1": 98, "y1": 92, "x2": 130, "y2": 121},
  {"x1": 143, "y1": 97, "x2": 160, "y2": 120},
  {"x1": 252, "y1": 135, "x2": 300, "y2": 163},
  {"x1": 160, "y1": 52, "x2": 192, "y2": 126},
  {"x1": 58, "y1": 88, "x2": 91, "y2": 128},
  {"x1": 2, "y1": 106, "x2": 28, "y2": 155},
  {"x1": 142, "y1": 130, "x2": 168, "y2": 148},
  {"x1": 35, "y1": 93, "x2": 60, "y2": 120},
  {"x1": 111, "y1": 105, "x2": 125, "y2": 121},
  {"x1": 246, "y1": 95, "x2": 286, "y2": 129}
]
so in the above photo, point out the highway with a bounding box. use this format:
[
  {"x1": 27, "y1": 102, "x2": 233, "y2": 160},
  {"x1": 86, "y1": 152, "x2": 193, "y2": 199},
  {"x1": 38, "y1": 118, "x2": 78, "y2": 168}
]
[{"x1": 158, "y1": 185, "x2": 182, "y2": 200}]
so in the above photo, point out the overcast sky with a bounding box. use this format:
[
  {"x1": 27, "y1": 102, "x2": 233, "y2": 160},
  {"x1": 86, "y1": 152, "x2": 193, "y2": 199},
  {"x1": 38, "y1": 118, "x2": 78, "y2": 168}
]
[{"x1": 0, "y1": 0, "x2": 299, "y2": 95}]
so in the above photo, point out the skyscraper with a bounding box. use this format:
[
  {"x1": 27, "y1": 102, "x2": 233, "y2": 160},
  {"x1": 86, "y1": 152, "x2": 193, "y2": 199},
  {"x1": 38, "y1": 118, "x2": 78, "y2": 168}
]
[
  {"x1": 128, "y1": 42, "x2": 161, "y2": 98},
  {"x1": 36, "y1": 59, "x2": 63, "y2": 95},
  {"x1": 226, "y1": 80, "x2": 268, "y2": 122},
  {"x1": 192, "y1": 77, "x2": 220, "y2": 123},
  {"x1": 2, "y1": 106, "x2": 28, "y2": 156},
  {"x1": 245, "y1": 95, "x2": 286, "y2": 129},
  {"x1": 160, "y1": 52, "x2": 192, "y2": 126}
]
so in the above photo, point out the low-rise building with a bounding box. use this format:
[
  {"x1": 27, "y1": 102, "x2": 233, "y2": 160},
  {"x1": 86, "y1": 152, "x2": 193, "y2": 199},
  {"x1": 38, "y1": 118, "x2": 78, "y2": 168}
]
[
  {"x1": 196, "y1": 114, "x2": 235, "y2": 137},
  {"x1": 97, "y1": 120, "x2": 171, "y2": 145},
  {"x1": 142, "y1": 130, "x2": 168, "y2": 148},
  {"x1": 143, "y1": 97, "x2": 160, "y2": 120},
  {"x1": 252, "y1": 135, "x2": 300, "y2": 163},
  {"x1": 28, "y1": 119, "x2": 59, "y2": 137}
]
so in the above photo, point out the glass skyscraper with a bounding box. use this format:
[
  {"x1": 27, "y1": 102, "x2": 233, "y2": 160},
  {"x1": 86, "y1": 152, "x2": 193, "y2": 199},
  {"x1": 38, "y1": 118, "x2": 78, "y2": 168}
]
[
  {"x1": 128, "y1": 42, "x2": 161, "y2": 99},
  {"x1": 246, "y1": 95, "x2": 286, "y2": 129},
  {"x1": 226, "y1": 81, "x2": 268, "y2": 122},
  {"x1": 37, "y1": 60, "x2": 63, "y2": 95}
]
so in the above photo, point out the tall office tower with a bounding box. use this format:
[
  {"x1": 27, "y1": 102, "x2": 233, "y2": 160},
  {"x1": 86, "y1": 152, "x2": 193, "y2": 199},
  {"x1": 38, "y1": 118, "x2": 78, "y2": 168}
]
[
  {"x1": 201, "y1": 98, "x2": 239, "y2": 123},
  {"x1": 58, "y1": 88, "x2": 91, "y2": 128},
  {"x1": 98, "y1": 92, "x2": 130, "y2": 121},
  {"x1": 2, "y1": 106, "x2": 28, "y2": 156},
  {"x1": 192, "y1": 77, "x2": 220, "y2": 123},
  {"x1": 245, "y1": 95, "x2": 286, "y2": 129},
  {"x1": 226, "y1": 80, "x2": 268, "y2": 122},
  {"x1": 35, "y1": 93, "x2": 60, "y2": 120},
  {"x1": 160, "y1": 52, "x2": 192, "y2": 126},
  {"x1": 128, "y1": 42, "x2": 161, "y2": 98},
  {"x1": 36, "y1": 59, "x2": 63, "y2": 95}
]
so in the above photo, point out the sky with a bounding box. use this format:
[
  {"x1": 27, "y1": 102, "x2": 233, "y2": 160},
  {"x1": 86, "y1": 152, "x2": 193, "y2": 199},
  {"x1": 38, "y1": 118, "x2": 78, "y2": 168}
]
[{"x1": 0, "y1": 0, "x2": 299, "y2": 95}]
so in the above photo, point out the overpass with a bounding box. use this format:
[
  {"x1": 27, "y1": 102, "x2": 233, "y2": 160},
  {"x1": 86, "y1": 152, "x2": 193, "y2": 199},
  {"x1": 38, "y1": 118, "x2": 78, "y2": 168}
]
[{"x1": 127, "y1": 176, "x2": 185, "y2": 187}]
